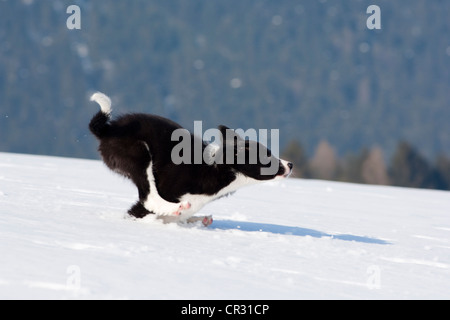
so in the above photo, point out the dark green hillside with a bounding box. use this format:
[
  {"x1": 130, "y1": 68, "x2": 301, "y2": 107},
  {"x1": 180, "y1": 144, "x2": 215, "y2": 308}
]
[{"x1": 0, "y1": 0, "x2": 449, "y2": 189}]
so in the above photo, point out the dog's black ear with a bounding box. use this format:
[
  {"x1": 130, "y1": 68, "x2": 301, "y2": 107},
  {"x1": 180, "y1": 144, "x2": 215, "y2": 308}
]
[
  {"x1": 218, "y1": 125, "x2": 230, "y2": 141},
  {"x1": 218, "y1": 125, "x2": 243, "y2": 144}
]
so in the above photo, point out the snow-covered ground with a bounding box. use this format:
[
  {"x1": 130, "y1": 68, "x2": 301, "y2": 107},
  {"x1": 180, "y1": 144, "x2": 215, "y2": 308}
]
[{"x1": 0, "y1": 152, "x2": 449, "y2": 299}]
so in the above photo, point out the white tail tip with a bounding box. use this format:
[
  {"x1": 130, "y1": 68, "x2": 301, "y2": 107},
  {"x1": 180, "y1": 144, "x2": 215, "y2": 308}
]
[{"x1": 90, "y1": 92, "x2": 112, "y2": 114}]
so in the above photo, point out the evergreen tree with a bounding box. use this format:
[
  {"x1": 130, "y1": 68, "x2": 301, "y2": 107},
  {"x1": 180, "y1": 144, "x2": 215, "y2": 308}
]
[
  {"x1": 338, "y1": 149, "x2": 367, "y2": 184},
  {"x1": 282, "y1": 140, "x2": 310, "y2": 178},
  {"x1": 434, "y1": 155, "x2": 450, "y2": 190},
  {"x1": 389, "y1": 142, "x2": 436, "y2": 189}
]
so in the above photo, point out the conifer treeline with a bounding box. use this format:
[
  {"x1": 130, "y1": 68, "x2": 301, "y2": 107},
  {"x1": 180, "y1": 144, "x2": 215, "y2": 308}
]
[
  {"x1": 282, "y1": 140, "x2": 450, "y2": 190},
  {"x1": 1, "y1": 1, "x2": 450, "y2": 160}
]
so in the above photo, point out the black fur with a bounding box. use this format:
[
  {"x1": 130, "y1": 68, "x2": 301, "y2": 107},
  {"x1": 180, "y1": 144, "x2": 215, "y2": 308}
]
[
  {"x1": 89, "y1": 97, "x2": 291, "y2": 219},
  {"x1": 90, "y1": 112, "x2": 236, "y2": 218}
]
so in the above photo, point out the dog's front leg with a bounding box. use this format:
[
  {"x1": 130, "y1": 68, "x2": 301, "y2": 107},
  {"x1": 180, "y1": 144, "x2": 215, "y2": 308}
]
[{"x1": 186, "y1": 215, "x2": 213, "y2": 227}]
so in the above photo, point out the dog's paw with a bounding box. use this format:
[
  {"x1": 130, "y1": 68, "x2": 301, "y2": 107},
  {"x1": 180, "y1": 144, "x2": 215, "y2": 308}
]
[
  {"x1": 202, "y1": 215, "x2": 213, "y2": 227},
  {"x1": 173, "y1": 201, "x2": 191, "y2": 216}
]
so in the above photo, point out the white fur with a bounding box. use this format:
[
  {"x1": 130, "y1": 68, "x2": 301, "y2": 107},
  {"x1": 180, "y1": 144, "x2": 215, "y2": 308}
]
[
  {"x1": 143, "y1": 162, "x2": 186, "y2": 216},
  {"x1": 90, "y1": 92, "x2": 112, "y2": 115},
  {"x1": 177, "y1": 172, "x2": 260, "y2": 221},
  {"x1": 143, "y1": 161, "x2": 260, "y2": 221}
]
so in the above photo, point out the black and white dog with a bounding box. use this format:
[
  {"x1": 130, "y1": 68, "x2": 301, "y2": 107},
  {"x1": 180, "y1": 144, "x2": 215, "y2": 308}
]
[{"x1": 89, "y1": 92, "x2": 292, "y2": 226}]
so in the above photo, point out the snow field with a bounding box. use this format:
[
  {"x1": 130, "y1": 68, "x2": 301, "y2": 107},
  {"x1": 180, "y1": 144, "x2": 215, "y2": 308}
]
[{"x1": 0, "y1": 152, "x2": 449, "y2": 299}]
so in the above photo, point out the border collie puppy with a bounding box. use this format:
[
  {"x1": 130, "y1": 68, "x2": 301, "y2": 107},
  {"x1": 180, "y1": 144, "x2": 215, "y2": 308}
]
[{"x1": 89, "y1": 92, "x2": 292, "y2": 226}]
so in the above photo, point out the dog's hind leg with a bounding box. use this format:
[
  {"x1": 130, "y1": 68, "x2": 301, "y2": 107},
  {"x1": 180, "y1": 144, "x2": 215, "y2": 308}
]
[
  {"x1": 127, "y1": 175, "x2": 154, "y2": 219},
  {"x1": 123, "y1": 142, "x2": 190, "y2": 219},
  {"x1": 128, "y1": 201, "x2": 152, "y2": 219},
  {"x1": 103, "y1": 140, "x2": 153, "y2": 219}
]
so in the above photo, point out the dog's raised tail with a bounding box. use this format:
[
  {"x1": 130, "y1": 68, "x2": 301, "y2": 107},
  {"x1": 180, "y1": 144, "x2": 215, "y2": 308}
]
[
  {"x1": 91, "y1": 92, "x2": 112, "y2": 115},
  {"x1": 89, "y1": 92, "x2": 112, "y2": 139}
]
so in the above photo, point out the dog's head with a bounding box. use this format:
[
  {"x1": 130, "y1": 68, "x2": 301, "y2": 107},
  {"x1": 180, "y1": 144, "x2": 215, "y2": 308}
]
[{"x1": 205, "y1": 125, "x2": 293, "y2": 181}]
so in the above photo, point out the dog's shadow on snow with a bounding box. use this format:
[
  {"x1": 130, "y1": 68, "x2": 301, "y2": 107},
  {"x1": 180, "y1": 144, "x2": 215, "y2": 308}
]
[{"x1": 211, "y1": 220, "x2": 390, "y2": 245}]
